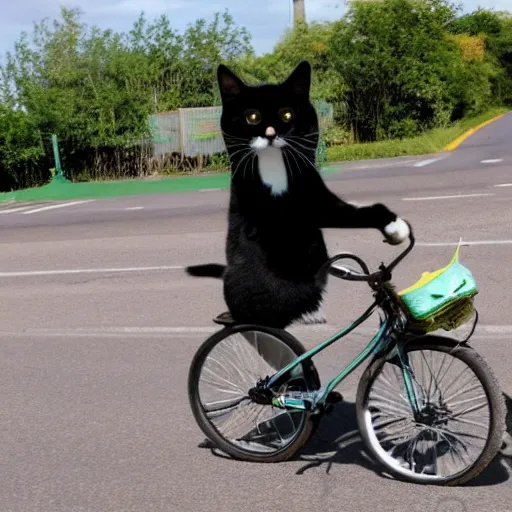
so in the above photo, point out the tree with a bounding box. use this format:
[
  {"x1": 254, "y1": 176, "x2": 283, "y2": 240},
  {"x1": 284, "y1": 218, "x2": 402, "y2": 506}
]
[
  {"x1": 329, "y1": 0, "x2": 497, "y2": 141},
  {"x1": 0, "y1": 7, "x2": 254, "y2": 188},
  {"x1": 448, "y1": 8, "x2": 512, "y2": 105}
]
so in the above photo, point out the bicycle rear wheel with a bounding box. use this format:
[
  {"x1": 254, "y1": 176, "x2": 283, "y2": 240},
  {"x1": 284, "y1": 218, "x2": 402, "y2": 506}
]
[
  {"x1": 356, "y1": 336, "x2": 506, "y2": 486},
  {"x1": 188, "y1": 324, "x2": 321, "y2": 463}
]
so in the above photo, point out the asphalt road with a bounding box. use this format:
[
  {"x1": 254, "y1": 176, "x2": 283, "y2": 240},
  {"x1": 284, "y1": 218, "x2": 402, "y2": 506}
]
[{"x1": 1, "y1": 112, "x2": 512, "y2": 512}]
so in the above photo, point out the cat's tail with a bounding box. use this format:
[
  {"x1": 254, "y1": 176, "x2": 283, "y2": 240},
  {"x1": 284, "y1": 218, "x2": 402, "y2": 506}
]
[{"x1": 185, "y1": 263, "x2": 226, "y2": 279}]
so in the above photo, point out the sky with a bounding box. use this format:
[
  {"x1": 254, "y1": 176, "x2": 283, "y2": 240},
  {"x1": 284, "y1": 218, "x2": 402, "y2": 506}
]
[{"x1": 0, "y1": 0, "x2": 510, "y2": 60}]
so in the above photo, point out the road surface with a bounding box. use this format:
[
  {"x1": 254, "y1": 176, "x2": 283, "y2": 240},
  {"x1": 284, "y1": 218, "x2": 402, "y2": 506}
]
[{"x1": 1, "y1": 112, "x2": 512, "y2": 512}]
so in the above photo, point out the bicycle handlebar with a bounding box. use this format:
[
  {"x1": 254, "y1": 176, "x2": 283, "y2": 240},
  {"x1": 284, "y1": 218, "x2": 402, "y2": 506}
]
[{"x1": 324, "y1": 220, "x2": 415, "y2": 284}]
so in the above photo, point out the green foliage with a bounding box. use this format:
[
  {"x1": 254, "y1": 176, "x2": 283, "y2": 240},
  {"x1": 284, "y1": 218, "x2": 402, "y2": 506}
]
[
  {"x1": 237, "y1": 22, "x2": 347, "y2": 108},
  {"x1": 329, "y1": 0, "x2": 500, "y2": 142},
  {"x1": 0, "y1": 105, "x2": 50, "y2": 190},
  {"x1": 0, "y1": 2, "x2": 511, "y2": 191},
  {"x1": 447, "y1": 8, "x2": 512, "y2": 105},
  {"x1": 0, "y1": 7, "x2": 253, "y2": 189},
  {"x1": 447, "y1": 8, "x2": 503, "y2": 36},
  {"x1": 326, "y1": 107, "x2": 509, "y2": 162}
]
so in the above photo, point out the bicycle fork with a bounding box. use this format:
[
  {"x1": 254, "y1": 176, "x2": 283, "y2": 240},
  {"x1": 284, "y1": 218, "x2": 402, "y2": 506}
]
[{"x1": 397, "y1": 343, "x2": 422, "y2": 419}]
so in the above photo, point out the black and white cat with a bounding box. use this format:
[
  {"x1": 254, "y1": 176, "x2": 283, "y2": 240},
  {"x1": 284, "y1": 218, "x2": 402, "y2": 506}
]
[{"x1": 186, "y1": 61, "x2": 410, "y2": 329}]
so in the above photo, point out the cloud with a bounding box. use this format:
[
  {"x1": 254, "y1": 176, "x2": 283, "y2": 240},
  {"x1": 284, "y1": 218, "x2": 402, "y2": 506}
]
[
  {"x1": 0, "y1": 0, "x2": 510, "y2": 60},
  {"x1": 94, "y1": 0, "x2": 189, "y2": 16}
]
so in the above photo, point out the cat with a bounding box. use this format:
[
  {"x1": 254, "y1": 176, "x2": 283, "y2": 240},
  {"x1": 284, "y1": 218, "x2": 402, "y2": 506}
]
[{"x1": 186, "y1": 61, "x2": 410, "y2": 329}]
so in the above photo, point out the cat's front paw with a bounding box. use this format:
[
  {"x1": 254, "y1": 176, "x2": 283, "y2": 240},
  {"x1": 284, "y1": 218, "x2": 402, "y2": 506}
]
[{"x1": 384, "y1": 218, "x2": 410, "y2": 245}]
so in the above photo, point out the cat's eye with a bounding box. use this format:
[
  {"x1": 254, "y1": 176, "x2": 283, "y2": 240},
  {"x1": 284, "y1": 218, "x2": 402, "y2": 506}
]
[
  {"x1": 279, "y1": 108, "x2": 294, "y2": 123},
  {"x1": 245, "y1": 110, "x2": 261, "y2": 125}
]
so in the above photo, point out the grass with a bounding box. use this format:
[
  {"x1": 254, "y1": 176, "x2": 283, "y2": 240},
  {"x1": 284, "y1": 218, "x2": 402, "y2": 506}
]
[
  {"x1": 2, "y1": 107, "x2": 509, "y2": 204},
  {"x1": 326, "y1": 107, "x2": 510, "y2": 162}
]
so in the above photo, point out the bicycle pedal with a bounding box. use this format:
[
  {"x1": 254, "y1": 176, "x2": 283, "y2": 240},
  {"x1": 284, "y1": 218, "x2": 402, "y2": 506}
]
[{"x1": 325, "y1": 391, "x2": 343, "y2": 404}]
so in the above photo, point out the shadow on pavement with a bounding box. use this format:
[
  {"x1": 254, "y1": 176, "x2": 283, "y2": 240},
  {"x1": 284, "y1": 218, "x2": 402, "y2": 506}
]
[
  {"x1": 197, "y1": 393, "x2": 512, "y2": 487},
  {"x1": 295, "y1": 394, "x2": 512, "y2": 487}
]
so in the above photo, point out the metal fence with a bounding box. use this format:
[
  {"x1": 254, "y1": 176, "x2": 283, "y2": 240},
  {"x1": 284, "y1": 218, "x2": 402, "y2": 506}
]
[{"x1": 148, "y1": 100, "x2": 334, "y2": 158}]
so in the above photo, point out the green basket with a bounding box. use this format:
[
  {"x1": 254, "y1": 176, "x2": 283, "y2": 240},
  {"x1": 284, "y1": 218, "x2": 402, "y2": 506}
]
[{"x1": 398, "y1": 243, "x2": 478, "y2": 333}]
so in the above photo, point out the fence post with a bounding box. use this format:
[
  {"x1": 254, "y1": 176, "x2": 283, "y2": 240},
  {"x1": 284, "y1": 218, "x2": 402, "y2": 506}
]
[
  {"x1": 50, "y1": 134, "x2": 69, "y2": 183},
  {"x1": 178, "y1": 108, "x2": 186, "y2": 162}
]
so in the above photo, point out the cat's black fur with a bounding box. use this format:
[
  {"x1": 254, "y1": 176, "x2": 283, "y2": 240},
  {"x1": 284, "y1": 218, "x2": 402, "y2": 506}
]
[{"x1": 186, "y1": 61, "x2": 408, "y2": 329}]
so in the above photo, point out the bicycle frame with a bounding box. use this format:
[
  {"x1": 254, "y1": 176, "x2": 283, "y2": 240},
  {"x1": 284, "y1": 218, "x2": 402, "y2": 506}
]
[
  {"x1": 266, "y1": 295, "x2": 422, "y2": 416},
  {"x1": 256, "y1": 222, "x2": 477, "y2": 418}
]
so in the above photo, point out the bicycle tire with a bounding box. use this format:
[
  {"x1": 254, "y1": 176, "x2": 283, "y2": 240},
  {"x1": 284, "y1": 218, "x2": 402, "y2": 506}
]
[
  {"x1": 356, "y1": 335, "x2": 506, "y2": 486},
  {"x1": 188, "y1": 324, "x2": 321, "y2": 463}
]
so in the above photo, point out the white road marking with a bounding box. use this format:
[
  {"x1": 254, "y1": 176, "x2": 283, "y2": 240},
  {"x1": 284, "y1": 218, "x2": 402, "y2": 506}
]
[
  {"x1": 2, "y1": 325, "x2": 388, "y2": 337},
  {"x1": 481, "y1": 159, "x2": 503, "y2": 164},
  {"x1": 199, "y1": 188, "x2": 222, "y2": 192},
  {"x1": 125, "y1": 206, "x2": 144, "y2": 211},
  {"x1": 0, "y1": 265, "x2": 184, "y2": 278},
  {"x1": 0, "y1": 205, "x2": 35, "y2": 214},
  {"x1": 494, "y1": 183, "x2": 512, "y2": 187},
  {"x1": 418, "y1": 240, "x2": 512, "y2": 247},
  {"x1": 22, "y1": 200, "x2": 94, "y2": 215},
  {"x1": 353, "y1": 159, "x2": 418, "y2": 169},
  {"x1": 4, "y1": 324, "x2": 512, "y2": 338},
  {"x1": 413, "y1": 157, "x2": 444, "y2": 167},
  {"x1": 403, "y1": 193, "x2": 493, "y2": 201}
]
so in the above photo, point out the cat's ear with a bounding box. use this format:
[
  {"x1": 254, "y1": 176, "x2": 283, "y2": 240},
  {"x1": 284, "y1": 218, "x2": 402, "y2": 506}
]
[
  {"x1": 217, "y1": 64, "x2": 245, "y2": 103},
  {"x1": 283, "y1": 61, "x2": 311, "y2": 98}
]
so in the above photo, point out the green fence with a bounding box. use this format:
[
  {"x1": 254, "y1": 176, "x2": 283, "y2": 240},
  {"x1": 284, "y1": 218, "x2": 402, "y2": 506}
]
[{"x1": 148, "y1": 101, "x2": 334, "y2": 158}]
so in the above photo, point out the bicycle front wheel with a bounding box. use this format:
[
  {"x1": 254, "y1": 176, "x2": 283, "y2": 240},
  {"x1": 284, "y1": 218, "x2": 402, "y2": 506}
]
[
  {"x1": 188, "y1": 324, "x2": 321, "y2": 463},
  {"x1": 356, "y1": 336, "x2": 506, "y2": 486}
]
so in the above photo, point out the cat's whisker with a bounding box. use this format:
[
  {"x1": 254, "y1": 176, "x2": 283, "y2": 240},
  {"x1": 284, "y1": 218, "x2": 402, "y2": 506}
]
[
  {"x1": 228, "y1": 146, "x2": 251, "y2": 161},
  {"x1": 285, "y1": 137, "x2": 317, "y2": 154},
  {"x1": 285, "y1": 139, "x2": 317, "y2": 149},
  {"x1": 285, "y1": 137, "x2": 317, "y2": 156},
  {"x1": 232, "y1": 149, "x2": 254, "y2": 181},
  {"x1": 243, "y1": 152, "x2": 256, "y2": 182},
  {"x1": 227, "y1": 141, "x2": 249, "y2": 147},
  {"x1": 226, "y1": 141, "x2": 250, "y2": 149},
  {"x1": 296, "y1": 149, "x2": 317, "y2": 171},
  {"x1": 286, "y1": 134, "x2": 319, "y2": 142},
  {"x1": 286, "y1": 143, "x2": 316, "y2": 171},
  {"x1": 284, "y1": 147, "x2": 303, "y2": 178},
  {"x1": 287, "y1": 132, "x2": 320, "y2": 140},
  {"x1": 282, "y1": 150, "x2": 297, "y2": 182},
  {"x1": 230, "y1": 149, "x2": 248, "y2": 176}
]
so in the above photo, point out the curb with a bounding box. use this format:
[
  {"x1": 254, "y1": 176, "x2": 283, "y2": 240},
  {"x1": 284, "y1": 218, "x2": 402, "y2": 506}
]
[{"x1": 443, "y1": 112, "x2": 508, "y2": 151}]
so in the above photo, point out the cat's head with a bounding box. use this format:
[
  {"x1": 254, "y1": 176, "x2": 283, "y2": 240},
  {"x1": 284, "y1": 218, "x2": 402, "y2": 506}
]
[{"x1": 217, "y1": 61, "x2": 319, "y2": 164}]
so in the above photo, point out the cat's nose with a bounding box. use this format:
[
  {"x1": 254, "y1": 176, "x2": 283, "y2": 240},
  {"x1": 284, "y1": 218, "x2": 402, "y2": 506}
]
[{"x1": 265, "y1": 126, "x2": 276, "y2": 138}]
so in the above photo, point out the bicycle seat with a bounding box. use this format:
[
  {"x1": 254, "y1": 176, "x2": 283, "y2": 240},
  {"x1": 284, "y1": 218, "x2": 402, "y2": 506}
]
[{"x1": 213, "y1": 311, "x2": 237, "y2": 326}]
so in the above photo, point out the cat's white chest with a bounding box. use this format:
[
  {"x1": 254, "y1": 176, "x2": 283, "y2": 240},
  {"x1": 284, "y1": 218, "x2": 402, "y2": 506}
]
[{"x1": 257, "y1": 147, "x2": 288, "y2": 196}]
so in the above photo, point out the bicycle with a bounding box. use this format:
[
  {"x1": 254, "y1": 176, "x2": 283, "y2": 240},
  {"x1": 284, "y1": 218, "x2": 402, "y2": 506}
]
[{"x1": 188, "y1": 222, "x2": 506, "y2": 486}]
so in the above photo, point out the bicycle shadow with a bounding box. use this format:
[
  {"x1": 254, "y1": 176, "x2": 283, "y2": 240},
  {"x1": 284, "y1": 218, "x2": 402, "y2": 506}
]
[
  {"x1": 197, "y1": 393, "x2": 512, "y2": 487},
  {"x1": 294, "y1": 393, "x2": 512, "y2": 487}
]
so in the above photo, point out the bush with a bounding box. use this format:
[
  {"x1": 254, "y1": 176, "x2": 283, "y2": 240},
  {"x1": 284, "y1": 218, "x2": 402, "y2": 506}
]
[
  {"x1": 329, "y1": 0, "x2": 499, "y2": 142},
  {"x1": 0, "y1": 2, "x2": 510, "y2": 191}
]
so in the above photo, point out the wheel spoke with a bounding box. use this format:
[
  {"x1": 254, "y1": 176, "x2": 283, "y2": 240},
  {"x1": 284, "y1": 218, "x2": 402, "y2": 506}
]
[
  {"x1": 193, "y1": 329, "x2": 313, "y2": 458},
  {"x1": 363, "y1": 345, "x2": 496, "y2": 483}
]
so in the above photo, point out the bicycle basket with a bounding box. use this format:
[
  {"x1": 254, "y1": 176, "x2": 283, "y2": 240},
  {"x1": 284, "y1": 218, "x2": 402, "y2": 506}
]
[{"x1": 397, "y1": 242, "x2": 478, "y2": 333}]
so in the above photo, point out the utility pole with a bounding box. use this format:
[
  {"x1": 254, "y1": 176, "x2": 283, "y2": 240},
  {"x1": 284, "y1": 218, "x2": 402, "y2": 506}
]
[{"x1": 293, "y1": 0, "x2": 306, "y2": 26}]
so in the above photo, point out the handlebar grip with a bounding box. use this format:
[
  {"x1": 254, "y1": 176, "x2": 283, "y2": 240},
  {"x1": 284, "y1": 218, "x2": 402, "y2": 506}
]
[{"x1": 322, "y1": 220, "x2": 415, "y2": 284}]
